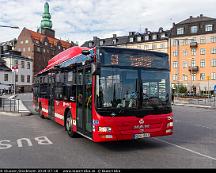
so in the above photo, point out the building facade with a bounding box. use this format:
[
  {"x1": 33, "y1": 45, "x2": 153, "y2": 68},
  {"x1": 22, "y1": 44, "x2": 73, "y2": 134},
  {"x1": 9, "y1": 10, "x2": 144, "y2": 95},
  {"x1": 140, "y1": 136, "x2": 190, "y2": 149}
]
[
  {"x1": 82, "y1": 28, "x2": 169, "y2": 53},
  {"x1": 0, "y1": 58, "x2": 13, "y2": 93},
  {"x1": 170, "y1": 14, "x2": 216, "y2": 93},
  {"x1": 15, "y1": 2, "x2": 75, "y2": 75},
  {"x1": 1, "y1": 50, "x2": 33, "y2": 92}
]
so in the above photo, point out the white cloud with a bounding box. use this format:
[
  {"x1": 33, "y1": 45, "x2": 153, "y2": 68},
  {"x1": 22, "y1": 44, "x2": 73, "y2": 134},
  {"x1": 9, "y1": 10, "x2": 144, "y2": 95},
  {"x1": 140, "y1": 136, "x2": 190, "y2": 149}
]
[{"x1": 0, "y1": 0, "x2": 215, "y2": 45}]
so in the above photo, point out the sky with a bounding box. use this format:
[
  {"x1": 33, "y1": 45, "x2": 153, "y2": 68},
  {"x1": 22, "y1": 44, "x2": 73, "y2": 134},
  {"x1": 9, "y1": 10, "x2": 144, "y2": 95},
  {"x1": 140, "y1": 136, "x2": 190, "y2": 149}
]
[{"x1": 0, "y1": 0, "x2": 216, "y2": 46}]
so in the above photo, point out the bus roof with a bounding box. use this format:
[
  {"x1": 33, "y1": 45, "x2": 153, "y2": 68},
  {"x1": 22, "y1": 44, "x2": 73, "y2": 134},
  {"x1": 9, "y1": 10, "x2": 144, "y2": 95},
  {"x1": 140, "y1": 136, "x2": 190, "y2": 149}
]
[{"x1": 36, "y1": 46, "x2": 90, "y2": 76}]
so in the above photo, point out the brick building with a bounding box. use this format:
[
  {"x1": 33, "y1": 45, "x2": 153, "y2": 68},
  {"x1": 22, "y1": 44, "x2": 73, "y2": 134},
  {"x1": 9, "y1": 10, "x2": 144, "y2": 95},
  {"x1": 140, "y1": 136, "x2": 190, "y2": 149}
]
[{"x1": 15, "y1": 2, "x2": 75, "y2": 75}]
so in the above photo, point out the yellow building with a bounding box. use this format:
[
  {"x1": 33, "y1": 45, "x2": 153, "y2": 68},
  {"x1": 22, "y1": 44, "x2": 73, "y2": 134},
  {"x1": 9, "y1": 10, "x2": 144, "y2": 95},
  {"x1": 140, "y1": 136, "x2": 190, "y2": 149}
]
[{"x1": 170, "y1": 14, "x2": 216, "y2": 93}]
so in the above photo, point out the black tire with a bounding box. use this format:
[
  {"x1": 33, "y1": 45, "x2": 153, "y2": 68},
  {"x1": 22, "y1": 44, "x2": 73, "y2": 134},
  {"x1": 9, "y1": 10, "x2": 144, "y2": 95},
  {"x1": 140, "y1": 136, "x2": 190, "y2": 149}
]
[
  {"x1": 39, "y1": 104, "x2": 45, "y2": 119},
  {"x1": 65, "y1": 111, "x2": 76, "y2": 138}
]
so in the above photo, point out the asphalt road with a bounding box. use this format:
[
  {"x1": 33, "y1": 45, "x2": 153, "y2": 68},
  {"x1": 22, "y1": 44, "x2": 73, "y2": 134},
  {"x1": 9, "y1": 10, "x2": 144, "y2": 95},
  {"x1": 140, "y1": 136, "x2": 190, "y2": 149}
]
[{"x1": 0, "y1": 93, "x2": 216, "y2": 168}]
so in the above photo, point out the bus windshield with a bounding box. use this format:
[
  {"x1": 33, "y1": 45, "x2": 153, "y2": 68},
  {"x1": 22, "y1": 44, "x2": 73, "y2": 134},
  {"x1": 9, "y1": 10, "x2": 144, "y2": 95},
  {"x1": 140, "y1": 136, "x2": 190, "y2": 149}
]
[{"x1": 96, "y1": 67, "x2": 171, "y2": 116}]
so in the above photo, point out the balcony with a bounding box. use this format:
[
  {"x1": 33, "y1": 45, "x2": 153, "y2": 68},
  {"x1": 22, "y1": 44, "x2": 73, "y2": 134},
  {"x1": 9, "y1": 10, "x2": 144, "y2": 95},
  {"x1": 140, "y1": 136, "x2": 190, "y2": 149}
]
[
  {"x1": 190, "y1": 41, "x2": 198, "y2": 48},
  {"x1": 188, "y1": 66, "x2": 199, "y2": 73}
]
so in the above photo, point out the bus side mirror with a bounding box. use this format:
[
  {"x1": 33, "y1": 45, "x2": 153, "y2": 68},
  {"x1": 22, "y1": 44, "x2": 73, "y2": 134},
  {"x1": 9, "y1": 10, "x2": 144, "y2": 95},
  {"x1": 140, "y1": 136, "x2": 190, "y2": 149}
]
[{"x1": 91, "y1": 63, "x2": 100, "y2": 75}]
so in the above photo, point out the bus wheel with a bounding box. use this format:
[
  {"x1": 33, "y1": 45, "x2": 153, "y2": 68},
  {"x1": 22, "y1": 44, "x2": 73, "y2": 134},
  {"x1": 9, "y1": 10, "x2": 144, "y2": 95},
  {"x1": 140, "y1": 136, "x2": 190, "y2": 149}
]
[
  {"x1": 66, "y1": 111, "x2": 76, "y2": 138},
  {"x1": 39, "y1": 104, "x2": 45, "y2": 119}
]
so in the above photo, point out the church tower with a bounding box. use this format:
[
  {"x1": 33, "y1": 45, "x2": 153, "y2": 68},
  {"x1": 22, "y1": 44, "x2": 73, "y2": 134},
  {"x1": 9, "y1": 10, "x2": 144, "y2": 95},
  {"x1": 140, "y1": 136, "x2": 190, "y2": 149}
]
[{"x1": 38, "y1": 2, "x2": 55, "y2": 38}]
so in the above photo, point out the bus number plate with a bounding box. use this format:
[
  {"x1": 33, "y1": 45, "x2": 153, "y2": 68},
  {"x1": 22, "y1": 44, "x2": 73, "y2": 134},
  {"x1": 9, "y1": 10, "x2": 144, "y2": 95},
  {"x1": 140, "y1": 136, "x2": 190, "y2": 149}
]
[{"x1": 134, "y1": 133, "x2": 150, "y2": 139}]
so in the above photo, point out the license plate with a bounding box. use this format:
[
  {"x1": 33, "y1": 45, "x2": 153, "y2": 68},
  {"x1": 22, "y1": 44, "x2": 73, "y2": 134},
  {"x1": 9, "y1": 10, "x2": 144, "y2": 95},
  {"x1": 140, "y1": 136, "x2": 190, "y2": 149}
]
[{"x1": 134, "y1": 133, "x2": 150, "y2": 139}]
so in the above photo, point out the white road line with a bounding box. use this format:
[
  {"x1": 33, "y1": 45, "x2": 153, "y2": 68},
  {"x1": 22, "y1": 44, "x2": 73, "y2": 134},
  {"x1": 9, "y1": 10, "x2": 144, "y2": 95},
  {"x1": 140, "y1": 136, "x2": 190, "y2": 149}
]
[{"x1": 154, "y1": 138, "x2": 216, "y2": 161}]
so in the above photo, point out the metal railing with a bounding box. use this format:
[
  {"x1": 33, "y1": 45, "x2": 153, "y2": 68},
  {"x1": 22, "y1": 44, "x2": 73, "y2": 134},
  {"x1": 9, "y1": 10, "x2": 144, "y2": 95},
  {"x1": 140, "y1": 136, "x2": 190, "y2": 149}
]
[{"x1": 0, "y1": 97, "x2": 20, "y2": 112}]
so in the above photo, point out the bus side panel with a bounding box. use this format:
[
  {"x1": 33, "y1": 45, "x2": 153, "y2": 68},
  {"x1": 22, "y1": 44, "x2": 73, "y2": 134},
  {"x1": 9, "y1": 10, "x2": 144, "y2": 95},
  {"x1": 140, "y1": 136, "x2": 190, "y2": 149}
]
[
  {"x1": 38, "y1": 98, "x2": 49, "y2": 118},
  {"x1": 54, "y1": 100, "x2": 64, "y2": 126},
  {"x1": 70, "y1": 102, "x2": 77, "y2": 132}
]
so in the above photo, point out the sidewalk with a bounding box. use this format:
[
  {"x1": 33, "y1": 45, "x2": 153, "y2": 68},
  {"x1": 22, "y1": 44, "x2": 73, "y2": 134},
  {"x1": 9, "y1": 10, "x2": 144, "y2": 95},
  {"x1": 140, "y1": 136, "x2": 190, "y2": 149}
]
[
  {"x1": 173, "y1": 97, "x2": 216, "y2": 109},
  {"x1": 0, "y1": 94, "x2": 31, "y2": 116}
]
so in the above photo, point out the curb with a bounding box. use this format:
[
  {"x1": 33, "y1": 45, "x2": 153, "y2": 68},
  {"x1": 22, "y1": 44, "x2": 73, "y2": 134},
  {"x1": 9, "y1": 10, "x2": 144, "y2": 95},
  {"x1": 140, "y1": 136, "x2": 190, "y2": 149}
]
[
  {"x1": 174, "y1": 103, "x2": 215, "y2": 109},
  {"x1": 0, "y1": 111, "x2": 22, "y2": 117}
]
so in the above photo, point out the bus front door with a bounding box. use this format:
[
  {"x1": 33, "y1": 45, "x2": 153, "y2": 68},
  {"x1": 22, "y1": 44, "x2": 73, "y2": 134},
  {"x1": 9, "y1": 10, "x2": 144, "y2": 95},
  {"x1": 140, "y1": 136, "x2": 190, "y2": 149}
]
[{"x1": 76, "y1": 68, "x2": 92, "y2": 138}]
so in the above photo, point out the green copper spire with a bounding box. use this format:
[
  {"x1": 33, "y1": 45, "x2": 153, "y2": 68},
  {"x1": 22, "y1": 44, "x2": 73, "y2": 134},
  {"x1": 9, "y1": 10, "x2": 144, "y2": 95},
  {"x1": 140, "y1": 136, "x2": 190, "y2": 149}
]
[{"x1": 40, "y1": 2, "x2": 52, "y2": 29}]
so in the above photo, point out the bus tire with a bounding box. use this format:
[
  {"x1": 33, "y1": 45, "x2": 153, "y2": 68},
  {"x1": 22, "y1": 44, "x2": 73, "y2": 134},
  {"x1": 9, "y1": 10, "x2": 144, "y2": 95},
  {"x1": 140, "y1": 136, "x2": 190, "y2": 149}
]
[
  {"x1": 39, "y1": 104, "x2": 45, "y2": 119},
  {"x1": 65, "y1": 110, "x2": 77, "y2": 138}
]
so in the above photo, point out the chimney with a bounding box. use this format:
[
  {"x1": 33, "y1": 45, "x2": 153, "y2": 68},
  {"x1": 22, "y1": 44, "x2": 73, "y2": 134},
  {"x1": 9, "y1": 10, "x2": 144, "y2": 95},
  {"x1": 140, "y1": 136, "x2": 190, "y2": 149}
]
[
  {"x1": 93, "y1": 36, "x2": 98, "y2": 41},
  {"x1": 200, "y1": 14, "x2": 203, "y2": 17},
  {"x1": 159, "y1": 27, "x2": 163, "y2": 32},
  {"x1": 113, "y1": 34, "x2": 117, "y2": 38},
  {"x1": 172, "y1": 23, "x2": 175, "y2": 27},
  {"x1": 145, "y1": 28, "x2": 148, "y2": 33},
  {"x1": 190, "y1": 16, "x2": 193, "y2": 19}
]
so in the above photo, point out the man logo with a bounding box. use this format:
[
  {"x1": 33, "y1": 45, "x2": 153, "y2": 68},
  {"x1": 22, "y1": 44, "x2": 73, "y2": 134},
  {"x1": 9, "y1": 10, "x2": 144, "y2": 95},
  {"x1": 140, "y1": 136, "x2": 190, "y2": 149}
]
[{"x1": 139, "y1": 119, "x2": 144, "y2": 124}]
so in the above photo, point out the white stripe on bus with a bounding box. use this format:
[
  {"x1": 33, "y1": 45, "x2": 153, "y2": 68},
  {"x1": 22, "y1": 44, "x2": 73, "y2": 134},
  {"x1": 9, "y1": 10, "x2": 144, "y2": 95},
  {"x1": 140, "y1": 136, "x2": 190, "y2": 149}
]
[
  {"x1": 55, "y1": 113, "x2": 64, "y2": 120},
  {"x1": 42, "y1": 108, "x2": 48, "y2": 113}
]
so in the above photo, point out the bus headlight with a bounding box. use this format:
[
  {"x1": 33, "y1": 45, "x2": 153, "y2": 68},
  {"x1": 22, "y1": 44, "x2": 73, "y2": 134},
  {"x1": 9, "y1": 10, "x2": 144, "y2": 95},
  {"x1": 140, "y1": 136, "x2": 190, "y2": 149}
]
[
  {"x1": 167, "y1": 122, "x2": 173, "y2": 128},
  {"x1": 98, "y1": 127, "x2": 112, "y2": 132}
]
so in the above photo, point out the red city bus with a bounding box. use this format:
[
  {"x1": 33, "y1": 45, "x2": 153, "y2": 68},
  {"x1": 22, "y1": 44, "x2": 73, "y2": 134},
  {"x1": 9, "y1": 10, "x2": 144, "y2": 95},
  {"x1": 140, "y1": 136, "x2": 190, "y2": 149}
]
[{"x1": 33, "y1": 46, "x2": 173, "y2": 142}]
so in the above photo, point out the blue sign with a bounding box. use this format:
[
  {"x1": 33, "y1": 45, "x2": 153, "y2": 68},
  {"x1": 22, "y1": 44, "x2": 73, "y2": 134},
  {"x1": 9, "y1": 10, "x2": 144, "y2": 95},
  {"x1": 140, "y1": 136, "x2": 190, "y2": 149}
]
[{"x1": 214, "y1": 85, "x2": 216, "y2": 94}]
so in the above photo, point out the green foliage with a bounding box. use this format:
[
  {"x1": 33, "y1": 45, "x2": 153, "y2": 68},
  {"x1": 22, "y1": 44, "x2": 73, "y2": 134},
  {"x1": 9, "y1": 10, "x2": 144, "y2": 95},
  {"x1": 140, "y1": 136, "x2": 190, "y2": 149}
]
[{"x1": 175, "y1": 84, "x2": 187, "y2": 94}]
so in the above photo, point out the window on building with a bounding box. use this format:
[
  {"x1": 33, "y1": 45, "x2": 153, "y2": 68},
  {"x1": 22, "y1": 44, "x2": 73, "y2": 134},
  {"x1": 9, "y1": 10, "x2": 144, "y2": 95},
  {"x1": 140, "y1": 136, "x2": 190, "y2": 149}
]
[
  {"x1": 27, "y1": 62, "x2": 30, "y2": 69},
  {"x1": 25, "y1": 40, "x2": 29, "y2": 44},
  {"x1": 152, "y1": 34, "x2": 157, "y2": 40},
  {"x1": 144, "y1": 45, "x2": 149, "y2": 50},
  {"x1": 200, "y1": 48, "x2": 206, "y2": 55},
  {"x1": 200, "y1": 73, "x2": 205, "y2": 80},
  {"x1": 28, "y1": 47, "x2": 31, "y2": 52},
  {"x1": 58, "y1": 46, "x2": 61, "y2": 50},
  {"x1": 192, "y1": 74, "x2": 196, "y2": 81},
  {"x1": 23, "y1": 48, "x2": 25, "y2": 52},
  {"x1": 20, "y1": 41, "x2": 23, "y2": 44},
  {"x1": 191, "y1": 48, "x2": 196, "y2": 56},
  {"x1": 177, "y1": 27, "x2": 184, "y2": 35},
  {"x1": 160, "y1": 43, "x2": 165, "y2": 49},
  {"x1": 43, "y1": 48, "x2": 46, "y2": 53},
  {"x1": 152, "y1": 44, "x2": 157, "y2": 49},
  {"x1": 88, "y1": 42, "x2": 93, "y2": 47},
  {"x1": 173, "y1": 50, "x2": 178, "y2": 57},
  {"x1": 15, "y1": 75, "x2": 18, "y2": 82},
  {"x1": 144, "y1": 35, "x2": 149, "y2": 41},
  {"x1": 13, "y1": 59, "x2": 18, "y2": 66},
  {"x1": 191, "y1": 26, "x2": 198, "y2": 33},
  {"x1": 182, "y1": 74, "x2": 188, "y2": 81},
  {"x1": 211, "y1": 59, "x2": 216, "y2": 67},
  {"x1": 211, "y1": 72, "x2": 216, "y2": 80},
  {"x1": 44, "y1": 42, "x2": 48, "y2": 46},
  {"x1": 172, "y1": 74, "x2": 178, "y2": 81},
  {"x1": 129, "y1": 37, "x2": 134, "y2": 42},
  {"x1": 210, "y1": 36, "x2": 216, "y2": 43},
  {"x1": 137, "y1": 36, "x2": 142, "y2": 42},
  {"x1": 200, "y1": 59, "x2": 205, "y2": 67},
  {"x1": 100, "y1": 40, "x2": 104, "y2": 46},
  {"x1": 191, "y1": 60, "x2": 196, "y2": 67},
  {"x1": 21, "y1": 61, "x2": 25, "y2": 68},
  {"x1": 4, "y1": 74, "x2": 8, "y2": 81},
  {"x1": 183, "y1": 61, "x2": 188, "y2": 68},
  {"x1": 27, "y1": 75, "x2": 31, "y2": 83},
  {"x1": 183, "y1": 50, "x2": 188, "y2": 56},
  {"x1": 37, "y1": 47, "x2": 41, "y2": 52},
  {"x1": 161, "y1": 33, "x2": 165, "y2": 38},
  {"x1": 113, "y1": 39, "x2": 117, "y2": 44},
  {"x1": 211, "y1": 48, "x2": 216, "y2": 54},
  {"x1": 21, "y1": 75, "x2": 25, "y2": 82},
  {"x1": 173, "y1": 61, "x2": 178, "y2": 68},
  {"x1": 205, "y1": 24, "x2": 213, "y2": 32},
  {"x1": 200, "y1": 37, "x2": 206, "y2": 44}
]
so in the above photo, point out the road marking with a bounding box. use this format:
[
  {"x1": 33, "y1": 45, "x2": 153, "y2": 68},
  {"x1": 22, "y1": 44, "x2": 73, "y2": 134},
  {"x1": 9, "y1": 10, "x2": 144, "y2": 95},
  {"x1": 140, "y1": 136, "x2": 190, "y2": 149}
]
[{"x1": 154, "y1": 138, "x2": 216, "y2": 161}]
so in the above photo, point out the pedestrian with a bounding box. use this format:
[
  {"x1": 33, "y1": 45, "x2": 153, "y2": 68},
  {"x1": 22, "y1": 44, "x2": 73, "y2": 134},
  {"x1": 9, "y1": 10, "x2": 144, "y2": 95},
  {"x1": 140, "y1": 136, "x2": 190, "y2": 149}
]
[{"x1": 172, "y1": 89, "x2": 175, "y2": 105}]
